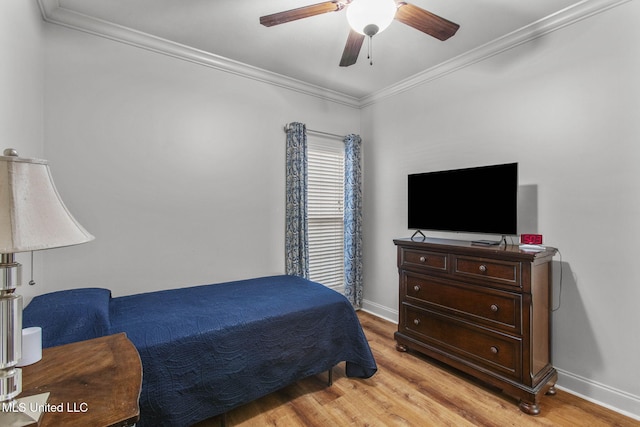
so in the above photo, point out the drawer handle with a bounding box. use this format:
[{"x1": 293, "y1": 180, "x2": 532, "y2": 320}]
[
  {"x1": 490, "y1": 346, "x2": 499, "y2": 354},
  {"x1": 479, "y1": 264, "x2": 487, "y2": 273},
  {"x1": 419, "y1": 256, "x2": 427, "y2": 263},
  {"x1": 490, "y1": 304, "x2": 499, "y2": 312},
  {"x1": 413, "y1": 285, "x2": 421, "y2": 292},
  {"x1": 413, "y1": 318, "x2": 421, "y2": 326}
]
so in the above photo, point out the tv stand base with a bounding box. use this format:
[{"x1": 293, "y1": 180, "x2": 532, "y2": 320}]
[{"x1": 410, "y1": 230, "x2": 426, "y2": 241}]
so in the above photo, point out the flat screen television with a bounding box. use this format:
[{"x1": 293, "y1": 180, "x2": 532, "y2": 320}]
[{"x1": 408, "y1": 162, "x2": 518, "y2": 236}]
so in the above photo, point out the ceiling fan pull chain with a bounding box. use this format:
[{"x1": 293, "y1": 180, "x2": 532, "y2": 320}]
[{"x1": 368, "y1": 35, "x2": 373, "y2": 66}]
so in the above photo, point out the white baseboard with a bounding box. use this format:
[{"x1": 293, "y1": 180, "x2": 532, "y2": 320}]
[
  {"x1": 361, "y1": 301, "x2": 640, "y2": 421},
  {"x1": 361, "y1": 299, "x2": 398, "y2": 324},
  {"x1": 556, "y1": 368, "x2": 640, "y2": 421}
]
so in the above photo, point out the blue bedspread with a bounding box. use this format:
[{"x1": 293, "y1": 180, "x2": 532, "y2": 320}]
[{"x1": 23, "y1": 275, "x2": 377, "y2": 427}]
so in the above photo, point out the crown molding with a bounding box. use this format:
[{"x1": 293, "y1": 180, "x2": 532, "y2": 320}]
[
  {"x1": 39, "y1": 0, "x2": 629, "y2": 109},
  {"x1": 37, "y1": 0, "x2": 361, "y2": 109},
  {"x1": 359, "y1": 0, "x2": 631, "y2": 107}
]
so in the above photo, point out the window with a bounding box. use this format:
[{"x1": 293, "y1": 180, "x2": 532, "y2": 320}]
[{"x1": 307, "y1": 136, "x2": 344, "y2": 293}]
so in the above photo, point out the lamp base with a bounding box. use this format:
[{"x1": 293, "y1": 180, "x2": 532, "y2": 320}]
[{"x1": 0, "y1": 392, "x2": 50, "y2": 427}]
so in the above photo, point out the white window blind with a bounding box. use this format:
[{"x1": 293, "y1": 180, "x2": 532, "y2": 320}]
[{"x1": 307, "y1": 136, "x2": 345, "y2": 293}]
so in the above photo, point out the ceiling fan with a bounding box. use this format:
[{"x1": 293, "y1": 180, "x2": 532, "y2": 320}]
[{"x1": 260, "y1": 0, "x2": 460, "y2": 67}]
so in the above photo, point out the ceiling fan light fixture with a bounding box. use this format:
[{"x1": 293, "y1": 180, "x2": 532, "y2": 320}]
[{"x1": 346, "y1": 0, "x2": 397, "y2": 36}]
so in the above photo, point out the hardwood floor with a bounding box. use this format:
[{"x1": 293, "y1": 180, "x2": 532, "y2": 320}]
[{"x1": 195, "y1": 311, "x2": 639, "y2": 427}]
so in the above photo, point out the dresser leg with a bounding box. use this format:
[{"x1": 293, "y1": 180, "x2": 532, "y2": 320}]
[
  {"x1": 395, "y1": 343, "x2": 408, "y2": 352},
  {"x1": 546, "y1": 385, "x2": 557, "y2": 396},
  {"x1": 518, "y1": 399, "x2": 540, "y2": 415}
]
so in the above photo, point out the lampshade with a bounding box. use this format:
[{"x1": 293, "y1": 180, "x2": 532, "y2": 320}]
[
  {"x1": 0, "y1": 149, "x2": 93, "y2": 426},
  {"x1": 0, "y1": 149, "x2": 94, "y2": 254},
  {"x1": 346, "y1": 0, "x2": 397, "y2": 36}
]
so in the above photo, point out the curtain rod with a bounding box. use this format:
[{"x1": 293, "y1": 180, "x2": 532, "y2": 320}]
[{"x1": 283, "y1": 124, "x2": 344, "y2": 141}]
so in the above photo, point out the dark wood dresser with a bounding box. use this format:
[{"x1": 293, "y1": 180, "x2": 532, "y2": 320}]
[{"x1": 394, "y1": 237, "x2": 557, "y2": 415}]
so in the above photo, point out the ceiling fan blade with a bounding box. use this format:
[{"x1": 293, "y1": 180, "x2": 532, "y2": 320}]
[
  {"x1": 260, "y1": 1, "x2": 344, "y2": 27},
  {"x1": 339, "y1": 29, "x2": 365, "y2": 67},
  {"x1": 395, "y1": 3, "x2": 460, "y2": 41}
]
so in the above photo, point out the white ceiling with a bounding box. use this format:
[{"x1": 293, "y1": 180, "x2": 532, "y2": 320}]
[{"x1": 44, "y1": 0, "x2": 598, "y2": 101}]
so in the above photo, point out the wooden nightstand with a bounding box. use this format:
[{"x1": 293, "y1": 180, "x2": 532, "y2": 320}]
[{"x1": 19, "y1": 333, "x2": 142, "y2": 427}]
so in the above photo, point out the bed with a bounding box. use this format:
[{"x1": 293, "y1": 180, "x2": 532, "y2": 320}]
[{"x1": 22, "y1": 275, "x2": 378, "y2": 427}]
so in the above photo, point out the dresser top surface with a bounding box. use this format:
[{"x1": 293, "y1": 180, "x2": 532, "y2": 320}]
[{"x1": 394, "y1": 237, "x2": 557, "y2": 261}]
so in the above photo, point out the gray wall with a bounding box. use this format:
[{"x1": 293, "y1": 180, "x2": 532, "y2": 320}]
[
  {"x1": 39, "y1": 23, "x2": 360, "y2": 297},
  {"x1": 1, "y1": 0, "x2": 46, "y2": 302},
  {"x1": 360, "y1": 0, "x2": 640, "y2": 417}
]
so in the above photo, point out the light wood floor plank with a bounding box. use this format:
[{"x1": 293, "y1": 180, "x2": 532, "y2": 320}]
[{"x1": 194, "y1": 312, "x2": 639, "y2": 427}]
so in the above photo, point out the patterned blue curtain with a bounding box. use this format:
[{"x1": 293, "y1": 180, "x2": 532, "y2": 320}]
[
  {"x1": 343, "y1": 134, "x2": 363, "y2": 308},
  {"x1": 285, "y1": 123, "x2": 309, "y2": 278}
]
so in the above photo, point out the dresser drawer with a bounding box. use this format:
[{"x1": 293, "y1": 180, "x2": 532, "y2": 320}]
[
  {"x1": 402, "y1": 305, "x2": 522, "y2": 381},
  {"x1": 403, "y1": 273, "x2": 521, "y2": 333},
  {"x1": 400, "y1": 248, "x2": 448, "y2": 272},
  {"x1": 453, "y1": 255, "x2": 521, "y2": 287}
]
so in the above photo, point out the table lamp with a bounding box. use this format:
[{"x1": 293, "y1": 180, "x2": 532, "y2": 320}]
[{"x1": 0, "y1": 148, "x2": 94, "y2": 426}]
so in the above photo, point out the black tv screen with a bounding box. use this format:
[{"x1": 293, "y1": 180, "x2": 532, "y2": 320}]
[{"x1": 408, "y1": 163, "x2": 518, "y2": 235}]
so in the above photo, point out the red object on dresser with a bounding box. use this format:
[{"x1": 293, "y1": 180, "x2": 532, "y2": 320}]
[{"x1": 521, "y1": 234, "x2": 543, "y2": 245}]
